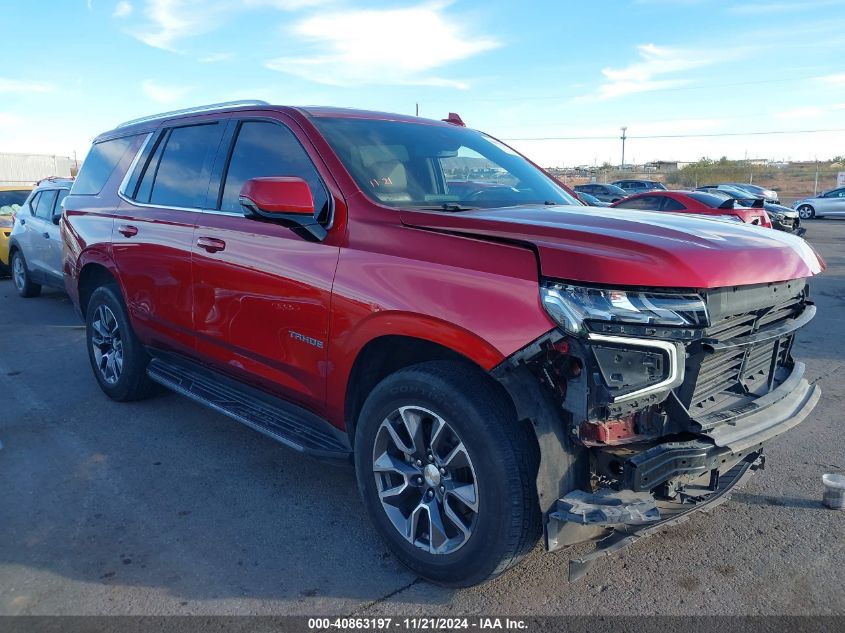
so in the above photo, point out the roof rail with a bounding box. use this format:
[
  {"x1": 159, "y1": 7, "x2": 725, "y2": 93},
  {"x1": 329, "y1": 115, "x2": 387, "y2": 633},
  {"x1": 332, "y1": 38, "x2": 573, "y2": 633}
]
[{"x1": 116, "y1": 100, "x2": 271, "y2": 129}]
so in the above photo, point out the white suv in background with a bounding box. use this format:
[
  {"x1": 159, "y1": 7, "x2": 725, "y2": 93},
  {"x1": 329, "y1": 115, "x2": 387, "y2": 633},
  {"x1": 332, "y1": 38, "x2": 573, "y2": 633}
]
[{"x1": 8, "y1": 177, "x2": 73, "y2": 297}]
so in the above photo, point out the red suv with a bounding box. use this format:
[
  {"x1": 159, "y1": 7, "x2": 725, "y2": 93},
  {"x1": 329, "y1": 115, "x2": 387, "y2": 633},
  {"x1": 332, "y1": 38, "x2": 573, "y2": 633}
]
[{"x1": 62, "y1": 101, "x2": 824, "y2": 586}]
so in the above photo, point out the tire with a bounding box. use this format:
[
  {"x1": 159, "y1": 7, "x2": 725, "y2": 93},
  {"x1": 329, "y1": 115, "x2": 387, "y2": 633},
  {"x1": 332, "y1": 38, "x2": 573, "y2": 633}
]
[
  {"x1": 354, "y1": 361, "x2": 540, "y2": 587},
  {"x1": 797, "y1": 204, "x2": 815, "y2": 220},
  {"x1": 11, "y1": 250, "x2": 41, "y2": 298},
  {"x1": 85, "y1": 284, "x2": 155, "y2": 401}
]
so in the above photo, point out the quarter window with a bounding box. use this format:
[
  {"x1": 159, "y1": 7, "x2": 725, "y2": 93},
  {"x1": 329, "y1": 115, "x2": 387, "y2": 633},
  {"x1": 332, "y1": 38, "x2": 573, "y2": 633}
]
[
  {"x1": 219, "y1": 120, "x2": 329, "y2": 217},
  {"x1": 73, "y1": 135, "x2": 138, "y2": 195}
]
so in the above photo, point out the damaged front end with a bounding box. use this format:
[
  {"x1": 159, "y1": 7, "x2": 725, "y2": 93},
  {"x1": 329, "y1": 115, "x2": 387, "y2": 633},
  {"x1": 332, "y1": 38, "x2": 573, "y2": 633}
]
[{"x1": 493, "y1": 278, "x2": 820, "y2": 580}]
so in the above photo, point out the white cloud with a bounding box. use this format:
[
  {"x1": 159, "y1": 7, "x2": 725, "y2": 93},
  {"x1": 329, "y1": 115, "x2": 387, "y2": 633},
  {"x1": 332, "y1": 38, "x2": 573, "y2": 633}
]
[
  {"x1": 128, "y1": 0, "x2": 327, "y2": 51},
  {"x1": 141, "y1": 78, "x2": 190, "y2": 104},
  {"x1": 0, "y1": 78, "x2": 55, "y2": 94},
  {"x1": 579, "y1": 43, "x2": 743, "y2": 101},
  {"x1": 728, "y1": 1, "x2": 840, "y2": 14},
  {"x1": 774, "y1": 106, "x2": 825, "y2": 120},
  {"x1": 265, "y1": 2, "x2": 498, "y2": 88},
  {"x1": 815, "y1": 73, "x2": 845, "y2": 85},
  {"x1": 113, "y1": 1, "x2": 133, "y2": 18},
  {"x1": 0, "y1": 112, "x2": 20, "y2": 126},
  {"x1": 198, "y1": 51, "x2": 234, "y2": 63}
]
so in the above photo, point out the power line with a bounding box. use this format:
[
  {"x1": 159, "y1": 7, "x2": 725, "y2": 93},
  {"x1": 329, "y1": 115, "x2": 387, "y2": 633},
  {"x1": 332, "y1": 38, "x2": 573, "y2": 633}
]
[{"x1": 503, "y1": 127, "x2": 845, "y2": 141}]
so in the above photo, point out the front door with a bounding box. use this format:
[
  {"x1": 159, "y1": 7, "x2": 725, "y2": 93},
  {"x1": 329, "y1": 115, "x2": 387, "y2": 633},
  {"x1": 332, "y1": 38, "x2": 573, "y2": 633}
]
[
  {"x1": 191, "y1": 116, "x2": 340, "y2": 414},
  {"x1": 28, "y1": 189, "x2": 57, "y2": 279}
]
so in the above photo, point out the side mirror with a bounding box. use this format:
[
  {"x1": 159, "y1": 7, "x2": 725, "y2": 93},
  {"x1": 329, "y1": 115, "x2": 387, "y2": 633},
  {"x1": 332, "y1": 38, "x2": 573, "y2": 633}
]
[{"x1": 239, "y1": 177, "x2": 326, "y2": 241}]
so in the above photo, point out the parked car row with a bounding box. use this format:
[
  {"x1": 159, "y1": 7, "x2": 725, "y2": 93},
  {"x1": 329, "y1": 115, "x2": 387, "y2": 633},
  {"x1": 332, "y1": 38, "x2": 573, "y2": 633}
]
[
  {"x1": 1, "y1": 102, "x2": 825, "y2": 588},
  {"x1": 572, "y1": 179, "x2": 810, "y2": 235}
]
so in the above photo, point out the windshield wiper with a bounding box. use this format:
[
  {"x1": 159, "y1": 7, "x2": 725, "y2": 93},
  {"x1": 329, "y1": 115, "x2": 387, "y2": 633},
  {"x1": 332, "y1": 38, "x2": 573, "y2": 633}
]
[{"x1": 414, "y1": 203, "x2": 479, "y2": 212}]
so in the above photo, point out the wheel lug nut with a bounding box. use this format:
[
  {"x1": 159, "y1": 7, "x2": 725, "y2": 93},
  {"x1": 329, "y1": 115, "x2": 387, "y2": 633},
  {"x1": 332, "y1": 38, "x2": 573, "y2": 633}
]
[
  {"x1": 439, "y1": 467, "x2": 446, "y2": 475},
  {"x1": 415, "y1": 459, "x2": 422, "y2": 467},
  {"x1": 427, "y1": 490, "x2": 434, "y2": 498},
  {"x1": 439, "y1": 485, "x2": 445, "y2": 493}
]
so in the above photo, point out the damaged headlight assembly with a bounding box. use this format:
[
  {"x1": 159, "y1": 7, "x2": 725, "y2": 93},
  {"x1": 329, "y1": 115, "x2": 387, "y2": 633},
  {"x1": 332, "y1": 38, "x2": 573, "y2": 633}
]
[
  {"x1": 540, "y1": 281, "x2": 708, "y2": 335},
  {"x1": 540, "y1": 281, "x2": 709, "y2": 403}
]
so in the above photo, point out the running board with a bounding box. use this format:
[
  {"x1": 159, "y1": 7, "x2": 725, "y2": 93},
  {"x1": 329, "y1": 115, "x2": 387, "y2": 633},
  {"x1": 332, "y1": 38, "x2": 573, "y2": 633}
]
[{"x1": 146, "y1": 357, "x2": 352, "y2": 461}]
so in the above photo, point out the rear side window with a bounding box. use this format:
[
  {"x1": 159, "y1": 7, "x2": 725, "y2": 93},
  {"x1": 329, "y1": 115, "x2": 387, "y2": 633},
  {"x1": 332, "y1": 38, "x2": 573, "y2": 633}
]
[
  {"x1": 134, "y1": 123, "x2": 222, "y2": 208},
  {"x1": 73, "y1": 136, "x2": 137, "y2": 195},
  {"x1": 616, "y1": 196, "x2": 661, "y2": 210},
  {"x1": 218, "y1": 120, "x2": 329, "y2": 217},
  {"x1": 661, "y1": 197, "x2": 685, "y2": 211},
  {"x1": 34, "y1": 190, "x2": 58, "y2": 219}
]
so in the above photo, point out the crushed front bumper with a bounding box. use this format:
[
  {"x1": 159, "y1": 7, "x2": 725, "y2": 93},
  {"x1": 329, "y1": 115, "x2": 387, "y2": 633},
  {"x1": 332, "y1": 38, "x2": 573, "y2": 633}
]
[
  {"x1": 543, "y1": 361, "x2": 819, "y2": 580},
  {"x1": 551, "y1": 453, "x2": 764, "y2": 581}
]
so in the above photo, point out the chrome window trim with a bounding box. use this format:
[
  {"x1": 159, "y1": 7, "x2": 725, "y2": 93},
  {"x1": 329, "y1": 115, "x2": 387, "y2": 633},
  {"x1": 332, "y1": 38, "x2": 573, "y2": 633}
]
[
  {"x1": 116, "y1": 190, "x2": 244, "y2": 217},
  {"x1": 117, "y1": 132, "x2": 154, "y2": 199},
  {"x1": 586, "y1": 333, "x2": 681, "y2": 403}
]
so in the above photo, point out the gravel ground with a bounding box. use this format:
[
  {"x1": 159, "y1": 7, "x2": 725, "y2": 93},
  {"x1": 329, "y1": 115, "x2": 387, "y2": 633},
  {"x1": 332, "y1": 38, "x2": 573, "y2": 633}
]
[{"x1": 0, "y1": 220, "x2": 843, "y2": 616}]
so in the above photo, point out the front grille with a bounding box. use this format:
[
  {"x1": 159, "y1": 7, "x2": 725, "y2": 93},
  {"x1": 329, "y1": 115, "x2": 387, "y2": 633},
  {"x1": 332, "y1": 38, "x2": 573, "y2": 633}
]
[{"x1": 677, "y1": 280, "x2": 807, "y2": 422}]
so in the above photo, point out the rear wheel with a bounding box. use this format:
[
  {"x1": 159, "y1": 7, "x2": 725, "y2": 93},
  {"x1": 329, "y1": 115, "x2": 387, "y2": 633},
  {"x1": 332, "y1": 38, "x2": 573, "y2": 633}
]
[
  {"x1": 797, "y1": 204, "x2": 815, "y2": 219},
  {"x1": 11, "y1": 250, "x2": 41, "y2": 298},
  {"x1": 85, "y1": 284, "x2": 154, "y2": 401},
  {"x1": 354, "y1": 361, "x2": 540, "y2": 587}
]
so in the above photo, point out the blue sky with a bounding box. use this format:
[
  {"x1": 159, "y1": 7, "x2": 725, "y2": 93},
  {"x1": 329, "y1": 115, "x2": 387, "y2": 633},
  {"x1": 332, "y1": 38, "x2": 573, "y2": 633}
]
[{"x1": 2, "y1": 0, "x2": 845, "y2": 166}]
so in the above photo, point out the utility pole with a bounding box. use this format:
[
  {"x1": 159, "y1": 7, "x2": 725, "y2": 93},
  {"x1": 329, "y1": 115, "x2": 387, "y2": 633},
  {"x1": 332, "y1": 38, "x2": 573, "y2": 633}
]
[
  {"x1": 415, "y1": 103, "x2": 419, "y2": 117},
  {"x1": 814, "y1": 157, "x2": 819, "y2": 195},
  {"x1": 620, "y1": 126, "x2": 627, "y2": 168}
]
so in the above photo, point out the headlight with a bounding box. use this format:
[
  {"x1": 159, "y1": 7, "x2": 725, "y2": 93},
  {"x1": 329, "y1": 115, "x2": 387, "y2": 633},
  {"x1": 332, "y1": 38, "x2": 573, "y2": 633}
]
[
  {"x1": 540, "y1": 281, "x2": 709, "y2": 335},
  {"x1": 770, "y1": 212, "x2": 785, "y2": 221}
]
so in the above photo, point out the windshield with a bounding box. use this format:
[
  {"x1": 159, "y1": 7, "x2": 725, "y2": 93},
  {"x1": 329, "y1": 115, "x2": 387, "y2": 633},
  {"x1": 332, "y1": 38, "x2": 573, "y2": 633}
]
[
  {"x1": 313, "y1": 117, "x2": 580, "y2": 209},
  {"x1": 0, "y1": 190, "x2": 30, "y2": 215}
]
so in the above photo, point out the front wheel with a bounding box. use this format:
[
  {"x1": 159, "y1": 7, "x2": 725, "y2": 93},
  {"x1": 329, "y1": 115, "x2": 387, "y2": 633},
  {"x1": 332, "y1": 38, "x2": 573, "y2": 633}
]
[
  {"x1": 354, "y1": 361, "x2": 540, "y2": 587},
  {"x1": 797, "y1": 204, "x2": 815, "y2": 220},
  {"x1": 85, "y1": 284, "x2": 155, "y2": 401}
]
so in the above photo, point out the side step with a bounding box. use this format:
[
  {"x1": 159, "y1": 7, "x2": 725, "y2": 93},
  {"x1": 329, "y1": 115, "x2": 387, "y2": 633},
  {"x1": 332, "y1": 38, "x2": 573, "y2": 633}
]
[{"x1": 146, "y1": 357, "x2": 352, "y2": 461}]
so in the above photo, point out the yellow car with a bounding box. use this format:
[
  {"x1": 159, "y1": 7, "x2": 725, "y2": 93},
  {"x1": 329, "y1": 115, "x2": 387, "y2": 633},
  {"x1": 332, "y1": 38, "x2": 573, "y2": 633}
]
[{"x1": 0, "y1": 185, "x2": 33, "y2": 272}]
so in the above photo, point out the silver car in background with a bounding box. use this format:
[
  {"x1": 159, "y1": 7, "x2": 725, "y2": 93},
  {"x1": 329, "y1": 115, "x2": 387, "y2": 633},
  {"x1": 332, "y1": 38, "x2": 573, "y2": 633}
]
[
  {"x1": 793, "y1": 187, "x2": 845, "y2": 220},
  {"x1": 7, "y1": 178, "x2": 72, "y2": 297}
]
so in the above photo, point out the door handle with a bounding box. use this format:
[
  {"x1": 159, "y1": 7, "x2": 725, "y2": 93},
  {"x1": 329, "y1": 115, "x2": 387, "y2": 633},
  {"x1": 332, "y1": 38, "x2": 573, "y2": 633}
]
[
  {"x1": 196, "y1": 236, "x2": 226, "y2": 253},
  {"x1": 19, "y1": 218, "x2": 25, "y2": 226},
  {"x1": 117, "y1": 224, "x2": 138, "y2": 237},
  {"x1": 43, "y1": 232, "x2": 50, "y2": 239}
]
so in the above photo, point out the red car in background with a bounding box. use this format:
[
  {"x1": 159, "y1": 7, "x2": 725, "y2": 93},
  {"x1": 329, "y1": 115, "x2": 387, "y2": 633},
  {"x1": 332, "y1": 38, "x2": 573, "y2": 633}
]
[{"x1": 611, "y1": 190, "x2": 772, "y2": 228}]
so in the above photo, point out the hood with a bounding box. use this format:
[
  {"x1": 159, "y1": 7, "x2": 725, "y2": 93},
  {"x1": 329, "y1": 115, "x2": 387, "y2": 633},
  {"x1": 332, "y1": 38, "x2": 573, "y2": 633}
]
[{"x1": 399, "y1": 206, "x2": 825, "y2": 289}]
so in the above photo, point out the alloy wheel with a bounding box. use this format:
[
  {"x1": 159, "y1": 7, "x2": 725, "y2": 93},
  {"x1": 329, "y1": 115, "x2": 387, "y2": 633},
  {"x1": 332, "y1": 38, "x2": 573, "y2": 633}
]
[
  {"x1": 90, "y1": 305, "x2": 124, "y2": 385},
  {"x1": 372, "y1": 406, "x2": 479, "y2": 555},
  {"x1": 12, "y1": 255, "x2": 25, "y2": 291},
  {"x1": 797, "y1": 205, "x2": 814, "y2": 219}
]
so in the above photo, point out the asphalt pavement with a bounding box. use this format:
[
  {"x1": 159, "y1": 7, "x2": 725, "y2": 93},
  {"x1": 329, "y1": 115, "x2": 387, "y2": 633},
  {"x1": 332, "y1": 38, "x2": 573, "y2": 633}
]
[{"x1": 1, "y1": 221, "x2": 843, "y2": 616}]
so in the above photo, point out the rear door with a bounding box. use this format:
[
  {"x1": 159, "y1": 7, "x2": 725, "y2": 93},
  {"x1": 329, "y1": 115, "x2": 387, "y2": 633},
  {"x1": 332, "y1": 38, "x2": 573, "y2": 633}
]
[
  {"x1": 190, "y1": 115, "x2": 340, "y2": 414},
  {"x1": 114, "y1": 119, "x2": 226, "y2": 354}
]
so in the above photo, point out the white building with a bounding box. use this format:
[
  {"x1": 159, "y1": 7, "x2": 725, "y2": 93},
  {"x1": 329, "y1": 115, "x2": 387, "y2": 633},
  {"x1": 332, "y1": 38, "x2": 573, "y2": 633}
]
[{"x1": 0, "y1": 152, "x2": 76, "y2": 186}]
